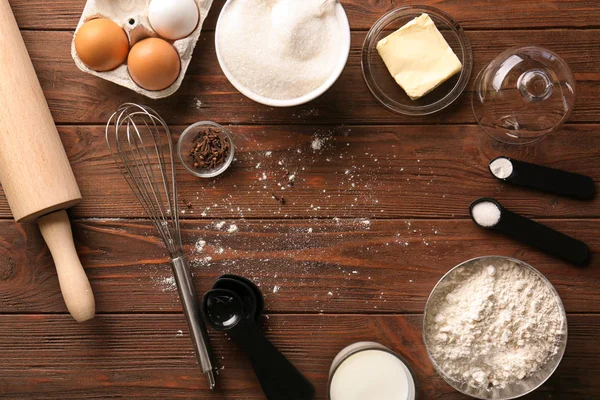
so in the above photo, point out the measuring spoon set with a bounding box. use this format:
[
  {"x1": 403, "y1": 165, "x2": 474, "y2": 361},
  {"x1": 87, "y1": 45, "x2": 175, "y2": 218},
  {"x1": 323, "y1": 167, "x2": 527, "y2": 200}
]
[
  {"x1": 203, "y1": 275, "x2": 315, "y2": 400},
  {"x1": 470, "y1": 157, "x2": 594, "y2": 266}
]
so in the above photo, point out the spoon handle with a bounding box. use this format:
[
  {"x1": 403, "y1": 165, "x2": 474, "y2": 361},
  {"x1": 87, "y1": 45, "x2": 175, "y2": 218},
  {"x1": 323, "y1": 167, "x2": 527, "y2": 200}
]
[
  {"x1": 491, "y1": 157, "x2": 595, "y2": 199},
  {"x1": 171, "y1": 257, "x2": 216, "y2": 389},
  {"x1": 495, "y1": 208, "x2": 589, "y2": 266},
  {"x1": 235, "y1": 322, "x2": 315, "y2": 400}
]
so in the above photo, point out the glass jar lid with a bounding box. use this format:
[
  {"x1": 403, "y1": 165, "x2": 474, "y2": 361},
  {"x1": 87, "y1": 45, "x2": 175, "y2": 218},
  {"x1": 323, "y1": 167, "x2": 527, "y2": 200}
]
[{"x1": 472, "y1": 46, "x2": 576, "y2": 145}]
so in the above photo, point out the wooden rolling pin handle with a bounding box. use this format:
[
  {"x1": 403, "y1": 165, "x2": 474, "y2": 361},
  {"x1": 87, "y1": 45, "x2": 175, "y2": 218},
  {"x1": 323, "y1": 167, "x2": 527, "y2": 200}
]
[{"x1": 37, "y1": 210, "x2": 95, "y2": 322}]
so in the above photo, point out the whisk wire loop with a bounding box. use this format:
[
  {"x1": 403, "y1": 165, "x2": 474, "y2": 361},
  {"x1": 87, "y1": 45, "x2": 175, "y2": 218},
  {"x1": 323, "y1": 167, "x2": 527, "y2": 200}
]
[{"x1": 106, "y1": 103, "x2": 183, "y2": 257}]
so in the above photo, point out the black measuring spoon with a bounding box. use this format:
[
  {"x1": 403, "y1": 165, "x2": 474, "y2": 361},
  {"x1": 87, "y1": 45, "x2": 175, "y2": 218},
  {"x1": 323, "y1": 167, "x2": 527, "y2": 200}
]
[
  {"x1": 215, "y1": 274, "x2": 264, "y2": 321},
  {"x1": 489, "y1": 156, "x2": 595, "y2": 200},
  {"x1": 203, "y1": 289, "x2": 314, "y2": 400},
  {"x1": 213, "y1": 277, "x2": 257, "y2": 319},
  {"x1": 470, "y1": 197, "x2": 590, "y2": 266}
]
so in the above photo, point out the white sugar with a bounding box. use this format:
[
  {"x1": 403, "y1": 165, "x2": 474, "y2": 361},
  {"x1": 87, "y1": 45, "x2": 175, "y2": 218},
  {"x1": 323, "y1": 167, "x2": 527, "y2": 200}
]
[
  {"x1": 472, "y1": 201, "x2": 501, "y2": 227},
  {"x1": 217, "y1": 0, "x2": 342, "y2": 100}
]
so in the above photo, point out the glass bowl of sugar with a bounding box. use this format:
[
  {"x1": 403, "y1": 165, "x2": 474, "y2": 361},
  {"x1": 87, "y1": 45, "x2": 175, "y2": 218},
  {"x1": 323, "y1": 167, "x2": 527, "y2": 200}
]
[
  {"x1": 215, "y1": 0, "x2": 351, "y2": 107},
  {"x1": 362, "y1": 5, "x2": 473, "y2": 116},
  {"x1": 423, "y1": 256, "x2": 567, "y2": 399}
]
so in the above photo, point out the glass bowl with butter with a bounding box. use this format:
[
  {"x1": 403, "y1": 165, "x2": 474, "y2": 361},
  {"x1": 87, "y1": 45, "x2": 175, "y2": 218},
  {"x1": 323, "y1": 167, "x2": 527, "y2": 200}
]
[{"x1": 362, "y1": 6, "x2": 472, "y2": 116}]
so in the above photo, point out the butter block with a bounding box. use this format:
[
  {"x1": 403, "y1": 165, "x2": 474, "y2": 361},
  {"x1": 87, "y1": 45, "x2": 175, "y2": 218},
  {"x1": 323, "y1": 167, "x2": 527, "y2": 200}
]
[{"x1": 376, "y1": 13, "x2": 462, "y2": 100}]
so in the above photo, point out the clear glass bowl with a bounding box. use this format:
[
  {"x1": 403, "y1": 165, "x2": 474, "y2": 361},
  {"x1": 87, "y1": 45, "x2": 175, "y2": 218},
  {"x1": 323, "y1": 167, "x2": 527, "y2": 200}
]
[
  {"x1": 362, "y1": 5, "x2": 473, "y2": 116},
  {"x1": 423, "y1": 256, "x2": 568, "y2": 400},
  {"x1": 472, "y1": 46, "x2": 576, "y2": 145},
  {"x1": 177, "y1": 121, "x2": 235, "y2": 178}
]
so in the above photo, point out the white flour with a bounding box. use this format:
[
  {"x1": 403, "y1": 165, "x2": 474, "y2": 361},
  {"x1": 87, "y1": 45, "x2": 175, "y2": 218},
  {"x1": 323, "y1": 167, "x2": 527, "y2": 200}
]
[
  {"x1": 194, "y1": 239, "x2": 206, "y2": 253},
  {"x1": 490, "y1": 157, "x2": 514, "y2": 179},
  {"x1": 425, "y1": 259, "x2": 565, "y2": 390},
  {"x1": 227, "y1": 224, "x2": 239, "y2": 233},
  {"x1": 217, "y1": 0, "x2": 342, "y2": 100}
]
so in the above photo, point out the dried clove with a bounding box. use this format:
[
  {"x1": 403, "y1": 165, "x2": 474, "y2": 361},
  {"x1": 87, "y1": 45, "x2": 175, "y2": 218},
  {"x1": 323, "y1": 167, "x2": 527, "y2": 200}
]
[
  {"x1": 189, "y1": 127, "x2": 230, "y2": 171},
  {"x1": 272, "y1": 193, "x2": 286, "y2": 205}
]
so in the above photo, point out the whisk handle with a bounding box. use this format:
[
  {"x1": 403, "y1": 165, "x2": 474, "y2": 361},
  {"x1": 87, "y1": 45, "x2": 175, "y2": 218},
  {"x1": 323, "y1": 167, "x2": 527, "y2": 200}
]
[{"x1": 171, "y1": 257, "x2": 216, "y2": 390}]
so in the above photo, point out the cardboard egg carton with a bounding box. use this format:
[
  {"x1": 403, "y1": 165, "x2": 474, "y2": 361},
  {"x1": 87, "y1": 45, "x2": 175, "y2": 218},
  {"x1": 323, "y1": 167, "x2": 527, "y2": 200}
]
[{"x1": 71, "y1": 0, "x2": 213, "y2": 99}]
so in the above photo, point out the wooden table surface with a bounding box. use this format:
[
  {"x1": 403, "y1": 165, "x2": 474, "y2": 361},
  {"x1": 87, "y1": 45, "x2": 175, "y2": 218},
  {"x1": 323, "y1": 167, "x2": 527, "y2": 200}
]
[{"x1": 1, "y1": 0, "x2": 599, "y2": 399}]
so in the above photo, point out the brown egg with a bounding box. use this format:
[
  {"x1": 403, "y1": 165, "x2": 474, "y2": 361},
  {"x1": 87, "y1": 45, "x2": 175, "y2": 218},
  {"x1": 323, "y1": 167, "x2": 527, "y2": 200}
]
[
  {"x1": 128, "y1": 38, "x2": 181, "y2": 91},
  {"x1": 75, "y1": 18, "x2": 129, "y2": 72}
]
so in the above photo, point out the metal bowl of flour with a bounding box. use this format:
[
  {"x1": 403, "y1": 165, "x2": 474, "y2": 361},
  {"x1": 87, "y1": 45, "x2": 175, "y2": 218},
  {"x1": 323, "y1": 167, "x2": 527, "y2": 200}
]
[{"x1": 423, "y1": 256, "x2": 567, "y2": 399}]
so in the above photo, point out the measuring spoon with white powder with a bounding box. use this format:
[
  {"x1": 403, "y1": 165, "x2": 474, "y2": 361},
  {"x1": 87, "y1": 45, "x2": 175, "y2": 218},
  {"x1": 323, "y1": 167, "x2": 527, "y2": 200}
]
[
  {"x1": 470, "y1": 197, "x2": 590, "y2": 265},
  {"x1": 489, "y1": 156, "x2": 595, "y2": 200}
]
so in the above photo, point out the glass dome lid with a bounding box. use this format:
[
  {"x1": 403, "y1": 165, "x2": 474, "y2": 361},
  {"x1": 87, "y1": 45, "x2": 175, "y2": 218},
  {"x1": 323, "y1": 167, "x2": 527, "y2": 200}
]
[{"x1": 472, "y1": 46, "x2": 576, "y2": 145}]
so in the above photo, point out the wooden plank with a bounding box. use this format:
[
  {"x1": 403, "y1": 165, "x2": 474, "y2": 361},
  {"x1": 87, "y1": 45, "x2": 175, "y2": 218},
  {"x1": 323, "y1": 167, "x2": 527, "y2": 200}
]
[
  {"x1": 0, "y1": 219, "x2": 597, "y2": 314},
  {"x1": 0, "y1": 314, "x2": 596, "y2": 399},
  {"x1": 21, "y1": 30, "x2": 600, "y2": 125},
  {"x1": 9, "y1": 0, "x2": 600, "y2": 31},
  {"x1": 1, "y1": 124, "x2": 598, "y2": 220}
]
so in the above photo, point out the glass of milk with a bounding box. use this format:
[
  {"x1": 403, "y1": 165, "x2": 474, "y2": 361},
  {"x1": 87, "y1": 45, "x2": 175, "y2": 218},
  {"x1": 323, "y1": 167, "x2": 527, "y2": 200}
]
[{"x1": 328, "y1": 342, "x2": 417, "y2": 400}]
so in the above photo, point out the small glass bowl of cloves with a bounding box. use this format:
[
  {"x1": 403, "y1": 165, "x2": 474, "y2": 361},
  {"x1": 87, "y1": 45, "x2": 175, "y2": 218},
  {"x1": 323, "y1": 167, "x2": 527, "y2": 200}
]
[{"x1": 177, "y1": 121, "x2": 235, "y2": 178}]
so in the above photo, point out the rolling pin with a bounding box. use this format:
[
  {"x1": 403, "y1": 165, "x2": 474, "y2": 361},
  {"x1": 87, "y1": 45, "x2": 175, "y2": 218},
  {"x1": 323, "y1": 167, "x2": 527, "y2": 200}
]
[{"x1": 0, "y1": 0, "x2": 95, "y2": 322}]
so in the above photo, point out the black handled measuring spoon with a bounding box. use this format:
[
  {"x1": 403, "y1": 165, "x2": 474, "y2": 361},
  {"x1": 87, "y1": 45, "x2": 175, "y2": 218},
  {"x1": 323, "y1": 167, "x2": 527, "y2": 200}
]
[
  {"x1": 215, "y1": 275, "x2": 264, "y2": 321},
  {"x1": 203, "y1": 289, "x2": 315, "y2": 400},
  {"x1": 469, "y1": 198, "x2": 590, "y2": 266},
  {"x1": 489, "y1": 157, "x2": 595, "y2": 200}
]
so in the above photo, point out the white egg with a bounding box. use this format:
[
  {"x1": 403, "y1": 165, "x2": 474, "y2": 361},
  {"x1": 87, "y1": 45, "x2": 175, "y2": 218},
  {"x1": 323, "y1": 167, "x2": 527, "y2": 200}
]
[{"x1": 148, "y1": 0, "x2": 200, "y2": 40}]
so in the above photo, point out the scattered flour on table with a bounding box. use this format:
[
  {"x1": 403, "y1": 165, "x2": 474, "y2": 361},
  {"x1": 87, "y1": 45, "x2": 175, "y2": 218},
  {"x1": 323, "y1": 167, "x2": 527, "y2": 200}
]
[
  {"x1": 153, "y1": 276, "x2": 176, "y2": 292},
  {"x1": 310, "y1": 133, "x2": 333, "y2": 152},
  {"x1": 358, "y1": 218, "x2": 371, "y2": 226},
  {"x1": 424, "y1": 259, "x2": 565, "y2": 390},
  {"x1": 227, "y1": 224, "x2": 239, "y2": 233},
  {"x1": 194, "y1": 239, "x2": 206, "y2": 253},
  {"x1": 168, "y1": 130, "x2": 442, "y2": 312},
  {"x1": 311, "y1": 137, "x2": 324, "y2": 151},
  {"x1": 215, "y1": 221, "x2": 226, "y2": 229}
]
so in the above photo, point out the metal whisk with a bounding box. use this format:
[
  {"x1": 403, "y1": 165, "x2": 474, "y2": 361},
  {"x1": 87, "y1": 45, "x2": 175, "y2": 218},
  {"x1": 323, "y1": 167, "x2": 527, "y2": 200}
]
[{"x1": 105, "y1": 103, "x2": 215, "y2": 390}]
